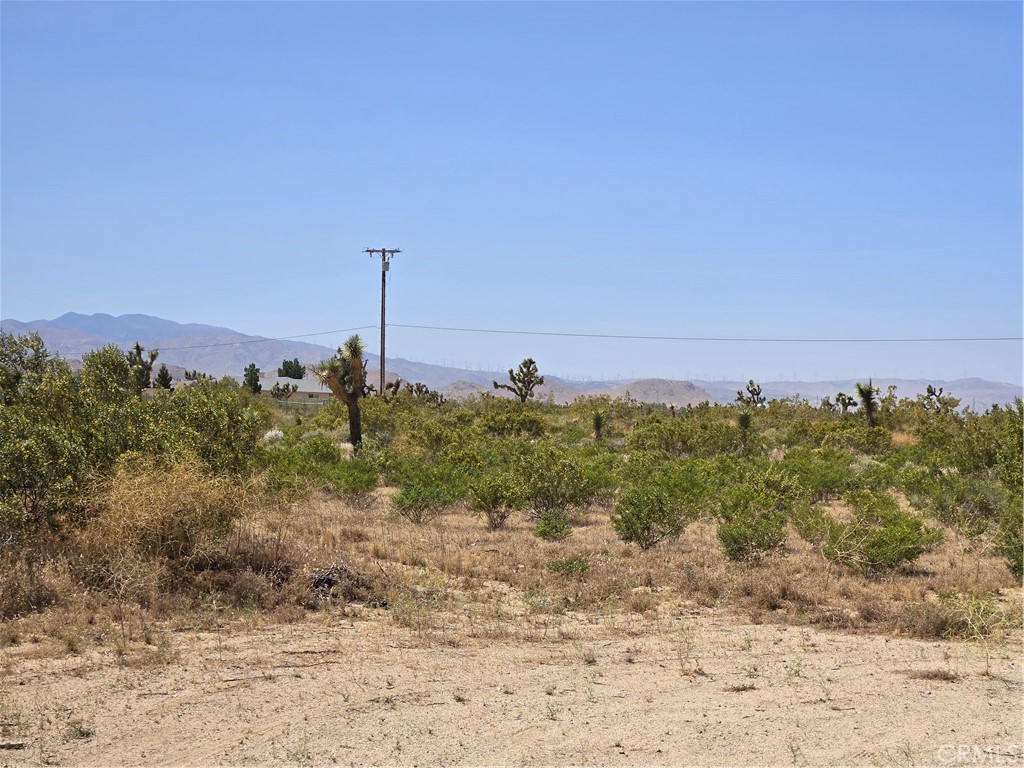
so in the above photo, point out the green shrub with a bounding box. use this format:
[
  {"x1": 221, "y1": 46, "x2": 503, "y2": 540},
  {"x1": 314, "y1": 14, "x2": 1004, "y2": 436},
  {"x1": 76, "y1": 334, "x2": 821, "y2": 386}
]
[
  {"x1": 995, "y1": 503, "x2": 1023, "y2": 580},
  {"x1": 468, "y1": 469, "x2": 522, "y2": 530},
  {"x1": 926, "y1": 473, "x2": 1006, "y2": 537},
  {"x1": 322, "y1": 458, "x2": 379, "y2": 496},
  {"x1": 716, "y1": 465, "x2": 802, "y2": 561},
  {"x1": 627, "y1": 413, "x2": 742, "y2": 457},
  {"x1": 391, "y1": 461, "x2": 469, "y2": 524},
  {"x1": 611, "y1": 484, "x2": 689, "y2": 550},
  {"x1": 779, "y1": 447, "x2": 854, "y2": 502},
  {"x1": 547, "y1": 556, "x2": 590, "y2": 578},
  {"x1": 790, "y1": 503, "x2": 833, "y2": 546},
  {"x1": 516, "y1": 444, "x2": 593, "y2": 520},
  {"x1": 296, "y1": 433, "x2": 344, "y2": 465},
  {"x1": 855, "y1": 459, "x2": 898, "y2": 493},
  {"x1": 477, "y1": 407, "x2": 546, "y2": 438},
  {"x1": 534, "y1": 510, "x2": 572, "y2": 541},
  {"x1": 147, "y1": 381, "x2": 268, "y2": 475},
  {"x1": 822, "y1": 491, "x2": 942, "y2": 572}
]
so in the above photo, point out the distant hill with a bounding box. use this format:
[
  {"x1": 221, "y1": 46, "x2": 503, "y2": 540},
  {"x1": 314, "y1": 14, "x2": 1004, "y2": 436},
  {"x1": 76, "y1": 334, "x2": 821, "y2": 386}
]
[
  {"x1": 3, "y1": 313, "x2": 1019, "y2": 409},
  {"x1": 1, "y1": 314, "x2": 343, "y2": 378}
]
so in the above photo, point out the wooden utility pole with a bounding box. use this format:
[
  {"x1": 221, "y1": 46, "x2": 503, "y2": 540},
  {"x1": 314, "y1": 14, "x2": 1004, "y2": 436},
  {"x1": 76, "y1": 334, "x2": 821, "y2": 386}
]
[{"x1": 363, "y1": 248, "x2": 401, "y2": 396}]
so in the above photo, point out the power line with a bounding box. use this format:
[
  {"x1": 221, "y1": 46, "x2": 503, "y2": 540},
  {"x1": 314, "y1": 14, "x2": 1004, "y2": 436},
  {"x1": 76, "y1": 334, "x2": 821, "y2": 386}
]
[
  {"x1": 143, "y1": 322, "x2": 1022, "y2": 354},
  {"x1": 158, "y1": 326, "x2": 376, "y2": 351},
  {"x1": 389, "y1": 323, "x2": 1022, "y2": 344}
]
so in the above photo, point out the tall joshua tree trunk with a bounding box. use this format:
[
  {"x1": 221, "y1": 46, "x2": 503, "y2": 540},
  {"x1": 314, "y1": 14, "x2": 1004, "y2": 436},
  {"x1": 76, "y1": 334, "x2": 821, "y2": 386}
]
[
  {"x1": 315, "y1": 335, "x2": 366, "y2": 448},
  {"x1": 856, "y1": 380, "x2": 878, "y2": 428}
]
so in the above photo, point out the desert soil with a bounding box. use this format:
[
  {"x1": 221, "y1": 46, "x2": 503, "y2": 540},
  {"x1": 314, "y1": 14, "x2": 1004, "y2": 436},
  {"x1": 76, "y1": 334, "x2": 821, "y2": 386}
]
[{"x1": 1, "y1": 602, "x2": 1021, "y2": 768}]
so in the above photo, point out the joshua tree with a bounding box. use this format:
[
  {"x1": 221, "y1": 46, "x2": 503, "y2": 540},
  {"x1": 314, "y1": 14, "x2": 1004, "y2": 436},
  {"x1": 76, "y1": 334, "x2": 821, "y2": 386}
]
[
  {"x1": 314, "y1": 334, "x2": 367, "y2": 447},
  {"x1": 736, "y1": 380, "x2": 767, "y2": 408},
  {"x1": 270, "y1": 381, "x2": 298, "y2": 400},
  {"x1": 592, "y1": 410, "x2": 604, "y2": 441},
  {"x1": 835, "y1": 392, "x2": 857, "y2": 414},
  {"x1": 856, "y1": 379, "x2": 879, "y2": 428},
  {"x1": 493, "y1": 358, "x2": 545, "y2": 403},
  {"x1": 126, "y1": 341, "x2": 158, "y2": 393}
]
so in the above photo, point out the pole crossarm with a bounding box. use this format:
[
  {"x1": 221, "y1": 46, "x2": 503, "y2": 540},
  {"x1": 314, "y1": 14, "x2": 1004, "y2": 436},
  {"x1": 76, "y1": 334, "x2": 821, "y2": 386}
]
[{"x1": 364, "y1": 248, "x2": 402, "y2": 260}]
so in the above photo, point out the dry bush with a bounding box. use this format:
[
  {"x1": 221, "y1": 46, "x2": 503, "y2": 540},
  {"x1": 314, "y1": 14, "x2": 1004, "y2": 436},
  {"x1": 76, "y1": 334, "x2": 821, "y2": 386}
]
[
  {"x1": 0, "y1": 554, "x2": 60, "y2": 619},
  {"x1": 74, "y1": 457, "x2": 256, "y2": 599}
]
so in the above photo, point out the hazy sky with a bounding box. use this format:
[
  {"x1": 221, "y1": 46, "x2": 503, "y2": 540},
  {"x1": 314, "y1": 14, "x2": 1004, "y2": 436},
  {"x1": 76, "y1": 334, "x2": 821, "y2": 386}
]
[{"x1": 2, "y1": 2, "x2": 1021, "y2": 384}]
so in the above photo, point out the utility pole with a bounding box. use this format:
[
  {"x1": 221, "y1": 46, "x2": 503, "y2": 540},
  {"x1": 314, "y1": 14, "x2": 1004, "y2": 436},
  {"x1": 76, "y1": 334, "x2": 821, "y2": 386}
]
[{"x1": 363, "y1": 247, "x2": 401, "y2": 396}]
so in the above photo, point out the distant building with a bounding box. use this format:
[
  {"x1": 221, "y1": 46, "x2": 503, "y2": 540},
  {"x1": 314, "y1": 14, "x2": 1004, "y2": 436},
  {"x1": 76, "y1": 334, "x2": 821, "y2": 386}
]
[{"x1": 231, "y1": 375, "x2": 334, "y2": 403}]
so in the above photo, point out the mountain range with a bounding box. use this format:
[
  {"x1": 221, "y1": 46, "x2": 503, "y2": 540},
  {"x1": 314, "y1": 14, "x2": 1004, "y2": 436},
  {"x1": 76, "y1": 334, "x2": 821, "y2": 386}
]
[{"x1": 2, "y1": 313, "x2": 1020, "y2": 409}]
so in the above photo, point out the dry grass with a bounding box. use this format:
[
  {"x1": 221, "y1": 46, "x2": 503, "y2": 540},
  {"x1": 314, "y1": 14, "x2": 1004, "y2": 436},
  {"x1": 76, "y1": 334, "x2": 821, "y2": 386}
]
[{"x1": 2, "y1": 485, "x2": 1019, "y2": 659}]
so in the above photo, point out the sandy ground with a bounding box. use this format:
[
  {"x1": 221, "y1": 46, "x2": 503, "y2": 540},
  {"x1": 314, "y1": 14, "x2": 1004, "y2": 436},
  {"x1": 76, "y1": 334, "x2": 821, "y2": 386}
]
[{"x1": 1, "y1": 604, "x2": 1021, "y2": 768}]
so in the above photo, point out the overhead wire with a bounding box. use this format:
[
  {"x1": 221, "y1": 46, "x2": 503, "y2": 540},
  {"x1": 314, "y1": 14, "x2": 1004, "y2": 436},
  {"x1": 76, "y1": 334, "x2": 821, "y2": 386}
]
[
  {"x1": 149, "y1": 322, "x2": 1021, "y2": 352},
  {"x1": 157, "y1": 326, "x2": 376, "y2": 351},
  {"x1": 389, "y1": 323, "x2": 1021, "y2": 343}
]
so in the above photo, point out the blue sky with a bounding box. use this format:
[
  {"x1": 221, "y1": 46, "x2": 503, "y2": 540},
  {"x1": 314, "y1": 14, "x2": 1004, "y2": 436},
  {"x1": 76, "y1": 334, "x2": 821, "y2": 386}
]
[{"x1": 2, "y1": 2, "x2": 1021, "y2": 384}]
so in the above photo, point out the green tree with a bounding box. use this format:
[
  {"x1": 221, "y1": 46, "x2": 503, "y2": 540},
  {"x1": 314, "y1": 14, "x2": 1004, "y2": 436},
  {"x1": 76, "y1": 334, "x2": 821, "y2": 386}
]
[
  {"x1": 0, "y1": 331, "x2": 50, "y2": 405},
  {"x1": 154, "y1": 364, "x2": 173, "y2": 389},
  {"x1": 243, "y1": 363, "x2": 262, "y2": 395},
  {"x1": 314, "y1": 335, "x2": 367, "y2": 447},
  {"x1": 125, "y1": 341, "x2": 158, "y2": 393},
  {"x1": 855, "y1": 380, "x2": 878, "y2": 428},
  {"x1": 278, "y1": 358, "x2": 305, "y2": 379},
  {"x1": 493, "y1": 358, "x2": 545, "y2": 403}
]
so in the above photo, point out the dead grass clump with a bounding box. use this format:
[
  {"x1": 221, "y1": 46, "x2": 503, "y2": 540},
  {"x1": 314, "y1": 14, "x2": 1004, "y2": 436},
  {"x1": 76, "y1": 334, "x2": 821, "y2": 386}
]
[
  {"x1": 0, "y1": 554, "x2": 59, "y2": 620},
  {"x1": 904, "y1": 668, "x2": 959, "y2": 682}
]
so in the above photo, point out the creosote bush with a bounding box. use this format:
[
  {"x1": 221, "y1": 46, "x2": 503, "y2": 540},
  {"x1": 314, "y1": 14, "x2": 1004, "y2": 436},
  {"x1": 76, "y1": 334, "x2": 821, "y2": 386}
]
[
  {"x1": 468, "y1": 469, "x2": 521, "y2": 530},
  {"x1": 612, "y1": 484, "x2": 689, "y2": 550},
  {"x1": 716, "y1": 466, "x2": 801, "y2": 562},
  {"x1": 821, "y1": 490, "x2": 943, "y2": 572},
  {"x1": 534, "y1": 510, "x2": 572, "y2": 541}
]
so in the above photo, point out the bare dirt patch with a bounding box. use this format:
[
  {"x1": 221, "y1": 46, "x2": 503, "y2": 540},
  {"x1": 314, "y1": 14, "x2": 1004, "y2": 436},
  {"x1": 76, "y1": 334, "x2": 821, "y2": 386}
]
[{"x1": 1, "y1": 601, "x2": 1020, "y2": 767}]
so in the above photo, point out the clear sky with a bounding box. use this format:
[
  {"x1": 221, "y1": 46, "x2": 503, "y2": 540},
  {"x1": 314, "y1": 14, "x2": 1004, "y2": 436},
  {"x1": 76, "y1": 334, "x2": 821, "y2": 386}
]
[{"x1": 2, "y1": 2, "x2": 1021, "y2": 384}]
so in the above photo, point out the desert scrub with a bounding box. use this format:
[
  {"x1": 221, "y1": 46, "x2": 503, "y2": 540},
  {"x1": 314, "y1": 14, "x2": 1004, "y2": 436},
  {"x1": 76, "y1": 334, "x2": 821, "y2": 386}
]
[
  {"x1": 534, "y1": 510, "x2": 572, "y2": 541},
  {"x1": 612, "y1": 483, "x2": 690, "y2": 550},
  {"x1": 716, "y1": 465, "x2": 802, "y2": 562},
  {"x1": 821, "y1": 490, "x2": 942, "y2": 572},
  {"x1": 547, "y1": 556, "x2": 590, "y2": 578},
  {"x1": 778, "y1": 447, "x2": 855, "y2": 502},
  {"x1": 391, "y1": 460, "x2": 470, "y2": 524},
  {"x1": 995, "y1": 502, "x2": 1023, "y2": 579},
  {"x1": 468, "y1": 469, "x2": 521, "y2": 530}
]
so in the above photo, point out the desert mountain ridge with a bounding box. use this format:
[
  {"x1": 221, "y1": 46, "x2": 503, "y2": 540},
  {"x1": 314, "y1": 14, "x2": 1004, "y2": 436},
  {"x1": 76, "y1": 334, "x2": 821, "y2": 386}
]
[{"x1": 2, "y1": 313, "x2": 1020, "y2": 409}]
